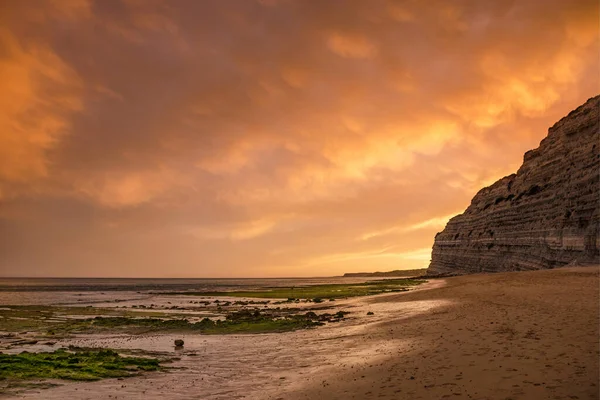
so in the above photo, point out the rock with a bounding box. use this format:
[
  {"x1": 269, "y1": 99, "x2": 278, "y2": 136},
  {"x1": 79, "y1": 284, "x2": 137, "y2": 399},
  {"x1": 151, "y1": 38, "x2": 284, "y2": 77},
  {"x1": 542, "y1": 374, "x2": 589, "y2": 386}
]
[
  {"x1": 428, "y1": 95, "x2": 600, "y2": 275},
  {"x1": 11, "y1": 339, "x2": 38, "y2": 346},
  {"x1": 304, "y1": 311, "x2": 318, "y2": 319},
  {"x1": 174, "y1": 339, "x2": 184, "y2": 347},
  {"x1": 367, "y1": 311, "x2": 374, "y2": 315},
  {"x1": 0, "y1": 333, "x2": 15, "y2": 339}
]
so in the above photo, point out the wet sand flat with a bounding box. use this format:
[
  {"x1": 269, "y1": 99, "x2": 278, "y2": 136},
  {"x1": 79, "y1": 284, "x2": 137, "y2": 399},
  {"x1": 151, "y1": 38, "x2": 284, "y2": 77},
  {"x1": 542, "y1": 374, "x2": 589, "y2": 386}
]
[{"x1": 7, "y1": 266, "x2": 599, "y2": 400}]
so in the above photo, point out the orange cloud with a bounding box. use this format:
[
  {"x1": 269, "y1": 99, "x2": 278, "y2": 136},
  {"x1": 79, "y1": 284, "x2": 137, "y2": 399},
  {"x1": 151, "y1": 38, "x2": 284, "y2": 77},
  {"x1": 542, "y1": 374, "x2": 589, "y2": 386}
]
[
  {"x1": 74, "y1": 169, "x2": 178, "y2": 208},
  {"x1": 326, "y1": 33, "x2": 377, "y2": 58},
  {"x1": 0, "y1": 0, "x2": 597, "y2": 277},
  {"x1": 0, "y1": 28, "x2": 82, "y2": 194}
]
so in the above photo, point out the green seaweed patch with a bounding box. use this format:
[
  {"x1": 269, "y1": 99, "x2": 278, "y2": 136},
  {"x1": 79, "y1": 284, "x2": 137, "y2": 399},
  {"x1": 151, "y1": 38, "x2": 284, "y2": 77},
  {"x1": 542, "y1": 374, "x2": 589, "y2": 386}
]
[
  {"x1": 0, "y1": 305, "x2": 182, "y2": 319},
  {"x1": 63, "y1": 309, "x2": 347, "y2": 334},
  {"x1": 0, "y1": 305, "x2": 184, "y2": 334},
  {"x1": 163, "y1": 278, "x2": 426, "y2": 299},
  {"x1": 0, "y1": 349, "x2": 160, "y2": 382}
]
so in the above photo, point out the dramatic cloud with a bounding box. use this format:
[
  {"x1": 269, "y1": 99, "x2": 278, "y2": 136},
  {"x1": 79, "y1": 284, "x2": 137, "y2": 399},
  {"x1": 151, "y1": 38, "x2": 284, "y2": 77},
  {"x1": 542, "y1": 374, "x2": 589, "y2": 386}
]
[
  {"x1": 0, "y1": 26, "x2": 83, "y2": 191},
  {"x1": 0, "y1": 0, "x2": 597, "y2": 277}
]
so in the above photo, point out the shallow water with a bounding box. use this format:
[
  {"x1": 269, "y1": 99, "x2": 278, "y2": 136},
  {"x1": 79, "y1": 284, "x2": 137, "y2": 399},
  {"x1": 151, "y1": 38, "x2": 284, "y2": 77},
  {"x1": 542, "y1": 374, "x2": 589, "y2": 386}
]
[
  {"x1": 0, "y1": 277, "x2": 434, "y2": 399},
  {"x1": 6, "y1": 291, "x2": 447, "y2": 400}
]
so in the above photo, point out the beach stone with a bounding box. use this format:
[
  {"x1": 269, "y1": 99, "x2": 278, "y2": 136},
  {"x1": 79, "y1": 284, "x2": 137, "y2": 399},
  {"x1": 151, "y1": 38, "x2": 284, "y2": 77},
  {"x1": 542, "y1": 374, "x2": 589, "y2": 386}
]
[
  {"x1": 14, "y1": 339, "x2": 38, "y2": 346},
  {"x1": 428, "y1": 95, "x2": 600, "y2": 275},
  {"x1": 174, "y1": 339, "x2": 184, "y2": 347}
]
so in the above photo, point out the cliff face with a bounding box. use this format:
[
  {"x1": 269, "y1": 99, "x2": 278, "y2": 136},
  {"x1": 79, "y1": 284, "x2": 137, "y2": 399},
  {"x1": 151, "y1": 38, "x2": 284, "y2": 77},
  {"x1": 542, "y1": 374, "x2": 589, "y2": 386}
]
[{"x1": 428, "y1": 96, "x2": 600, "y2": 275}]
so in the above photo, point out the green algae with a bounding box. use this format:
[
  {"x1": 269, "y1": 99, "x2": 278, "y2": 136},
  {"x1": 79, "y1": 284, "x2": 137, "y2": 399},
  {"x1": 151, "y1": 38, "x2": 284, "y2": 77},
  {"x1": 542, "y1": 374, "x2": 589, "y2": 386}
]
[
  {"x1": 63, "y1": 309, "x2": 342, "y2": 334},
  {"x1": 0, "y1": 305, "x2": 182, "y2": 334},
  {"x1": 165, "y1": 278, "x2": 426, "y2": 299},
  {"x1": 0, "y1": 305, "x2": 348, "y2": 336},
  {"x1": 0, "y1": 349, "x2": 160, "y2": 382}
]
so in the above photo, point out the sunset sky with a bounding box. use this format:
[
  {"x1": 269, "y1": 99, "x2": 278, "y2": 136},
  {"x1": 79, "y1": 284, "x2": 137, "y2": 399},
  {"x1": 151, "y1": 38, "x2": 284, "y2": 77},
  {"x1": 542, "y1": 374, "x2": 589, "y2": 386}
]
[{"x1": 0, "y1": 0, "x2": 598, "y2": 277}]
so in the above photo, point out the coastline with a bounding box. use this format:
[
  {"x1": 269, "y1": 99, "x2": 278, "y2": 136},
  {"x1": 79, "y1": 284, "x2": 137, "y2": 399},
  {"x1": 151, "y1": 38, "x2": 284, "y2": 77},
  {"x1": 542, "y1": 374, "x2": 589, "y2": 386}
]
[{"x1": 4, "y1": 266, "x2": 598, "y2": 399}]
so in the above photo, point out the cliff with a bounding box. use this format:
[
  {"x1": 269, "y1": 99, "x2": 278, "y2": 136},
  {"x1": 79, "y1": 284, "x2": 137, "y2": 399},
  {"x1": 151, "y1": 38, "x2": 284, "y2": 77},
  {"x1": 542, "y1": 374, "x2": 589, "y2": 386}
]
[{"x1": 427, "y1": 95, "x2": 600, "y2": 275}]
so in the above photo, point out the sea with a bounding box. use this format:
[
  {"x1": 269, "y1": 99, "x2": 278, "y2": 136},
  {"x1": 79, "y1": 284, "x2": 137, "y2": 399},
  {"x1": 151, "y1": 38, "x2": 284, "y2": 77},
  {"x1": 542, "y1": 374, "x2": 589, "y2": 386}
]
[{"x1": 0, "y1": 276, "x2": 386, "y2": 306}]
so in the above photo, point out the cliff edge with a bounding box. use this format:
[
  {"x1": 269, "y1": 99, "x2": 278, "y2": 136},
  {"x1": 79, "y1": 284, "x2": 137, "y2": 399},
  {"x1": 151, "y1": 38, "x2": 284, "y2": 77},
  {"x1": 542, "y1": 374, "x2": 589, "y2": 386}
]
[{"x1": 427, "y1": 95, "x2": 600, "y2": 275}]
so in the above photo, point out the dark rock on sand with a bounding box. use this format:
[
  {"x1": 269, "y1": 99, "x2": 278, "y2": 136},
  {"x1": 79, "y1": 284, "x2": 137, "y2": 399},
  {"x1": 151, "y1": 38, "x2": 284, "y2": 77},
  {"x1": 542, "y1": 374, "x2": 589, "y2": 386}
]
[
  {"x1": 174, "y1": 339, "x2": 184, "y2": 347},
  {"x1": 10, "y1": 339, "x2": 38, "y2": 347}
]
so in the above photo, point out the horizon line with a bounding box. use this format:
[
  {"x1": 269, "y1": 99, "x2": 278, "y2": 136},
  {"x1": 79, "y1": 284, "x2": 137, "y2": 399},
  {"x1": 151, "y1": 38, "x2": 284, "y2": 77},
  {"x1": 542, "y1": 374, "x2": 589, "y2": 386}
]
[{"x1": 0, "y1": 275, "x2": 345, "y2": 280}]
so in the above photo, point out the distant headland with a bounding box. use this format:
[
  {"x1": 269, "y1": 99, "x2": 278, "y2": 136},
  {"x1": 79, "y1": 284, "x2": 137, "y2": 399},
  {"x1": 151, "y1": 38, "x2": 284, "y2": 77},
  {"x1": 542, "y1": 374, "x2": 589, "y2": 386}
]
[{"x1": 343, "y1": 268, "x2": 427, "y2": 278}]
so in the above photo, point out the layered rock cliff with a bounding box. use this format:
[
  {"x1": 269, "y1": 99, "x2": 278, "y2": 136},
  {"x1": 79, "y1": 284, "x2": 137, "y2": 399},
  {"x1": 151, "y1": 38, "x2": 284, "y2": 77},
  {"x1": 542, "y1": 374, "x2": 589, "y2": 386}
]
[{"x1": 427, "y1": 95, "x2": 600, "y2": 275}]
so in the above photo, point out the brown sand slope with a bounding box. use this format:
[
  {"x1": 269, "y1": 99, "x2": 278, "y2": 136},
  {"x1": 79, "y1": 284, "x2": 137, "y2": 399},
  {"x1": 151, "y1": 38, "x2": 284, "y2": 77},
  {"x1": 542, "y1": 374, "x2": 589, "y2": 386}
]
[{"x1": 277, "y1": 266, "x2": 599, "y2": 400}]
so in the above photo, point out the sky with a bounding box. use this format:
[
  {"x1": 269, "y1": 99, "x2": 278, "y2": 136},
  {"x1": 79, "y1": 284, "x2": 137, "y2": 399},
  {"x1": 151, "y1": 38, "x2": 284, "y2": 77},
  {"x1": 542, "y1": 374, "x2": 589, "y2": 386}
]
[{"x1": 0, "y1": 0, "x2": 598, "y2": 278}]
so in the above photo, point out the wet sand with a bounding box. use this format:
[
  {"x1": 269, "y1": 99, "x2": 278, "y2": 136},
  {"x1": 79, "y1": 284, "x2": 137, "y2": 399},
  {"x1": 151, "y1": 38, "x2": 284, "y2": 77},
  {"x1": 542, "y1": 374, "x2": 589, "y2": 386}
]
[{"x1": 7, "y1": 266, "x2": 599, "y2": 400}]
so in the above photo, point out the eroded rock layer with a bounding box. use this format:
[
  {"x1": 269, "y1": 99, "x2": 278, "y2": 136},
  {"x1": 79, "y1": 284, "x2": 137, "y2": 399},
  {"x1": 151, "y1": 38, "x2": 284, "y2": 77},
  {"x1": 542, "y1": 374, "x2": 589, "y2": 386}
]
[{"x1": 428, "y1": 96, "x2": 600, "y2": 275}]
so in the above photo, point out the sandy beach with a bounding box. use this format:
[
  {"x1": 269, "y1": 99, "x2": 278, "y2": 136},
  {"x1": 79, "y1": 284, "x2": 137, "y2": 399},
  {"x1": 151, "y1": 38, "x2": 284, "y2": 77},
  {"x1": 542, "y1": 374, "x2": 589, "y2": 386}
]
[
  {"x1": 5, "y1": 266, "x2": 597, "y2": 400},
  {"x1": 278, "y1": 266, "x2": 600, "y2": 400}
]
